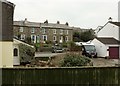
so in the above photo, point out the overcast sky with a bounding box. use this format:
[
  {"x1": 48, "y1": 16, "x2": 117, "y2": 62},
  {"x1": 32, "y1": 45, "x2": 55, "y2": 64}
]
[{"x1": 8, "y1": 0, "x2": 120, "y2": 29}]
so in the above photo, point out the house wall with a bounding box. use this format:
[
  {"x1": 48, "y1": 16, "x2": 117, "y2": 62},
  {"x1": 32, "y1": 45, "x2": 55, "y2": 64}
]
[
  {"x1": 0, "y1": 1, "x2": 2, "y2": 67},
  {"x1": 13, "y1": 44, "x2": 20, "y2": 65},
  {"x1": 97, "y1": 23, "x2": 119, "y2": 40},
  {"x1": 13, "y1": 25, "x2": 73, "y2": 43},
  {"x1": 0, "y1": 42, "x2": 13, "y2": 67},
  {"x1": 92, "y1": 39, "x2": 107, "y2": 57},
  {"x1": 0, "y1": 1, "x2": 14, "y2": 67},
  {"x1": 118, "y1": 1, "x2": 120, "y2": 22}
]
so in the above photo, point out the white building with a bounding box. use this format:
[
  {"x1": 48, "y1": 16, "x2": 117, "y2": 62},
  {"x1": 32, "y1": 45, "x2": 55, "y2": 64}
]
[
  {"x1": 13, "y1": 38, "x2": 34, "y2": 65},
  {"x1": 92, "y1": 22, "x2": 120, "y2": 59},
  {"x1": 118, "y1": 1, "x2": 120, "y2": 22}
]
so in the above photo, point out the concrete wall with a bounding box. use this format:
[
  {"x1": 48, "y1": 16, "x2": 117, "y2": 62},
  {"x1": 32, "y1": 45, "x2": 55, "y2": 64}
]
[
  {"x1": 92, "y1": 38, "x2": 107, "y2": 57},
  {"x1": 97, "y1": 23, "x2": 119, "y2": 41}
]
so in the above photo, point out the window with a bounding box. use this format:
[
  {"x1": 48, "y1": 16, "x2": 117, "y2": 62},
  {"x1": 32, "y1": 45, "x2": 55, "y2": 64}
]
[
  {"x1": 14, "y1": 48, "x2": 18, "y2": 56},
  {"x1": 31, "y1": 35, "x2": 36, "y2": 43},
  {"x1": 19, "y1": 27, "x2": 23, "y2": 32},
  {"x1": 20, "y1": 34, "x2": 25, "y2": 40},
  {"x1": 60, "y1": 36, "x2": 63, "y2": 43},
  {"x1": 60, "y1": 29, "x2": 63, "y2": 34},
  {"x1": 53, "y1": 29, "x2": 56, "y2": 34},
  {"x1": 42, "y1": 35, "x2": 47, "y2": 41},
  {"x1": 65, "y1": 36, "x2": 69, "y2": 42},
  {"x1": 53, "y1": 36, "x2": 56, "y2": 41},
  {"x1": 31, "y1": 28, "x2": 35, "y2": 33},
  {"x1": 42, "y1": 28, "x2": 46, "y2": 34}
]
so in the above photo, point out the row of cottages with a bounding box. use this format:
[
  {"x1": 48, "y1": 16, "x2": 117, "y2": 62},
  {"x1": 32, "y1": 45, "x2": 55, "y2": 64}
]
[
  {"x1": 92, "y1": 21, "x2": 120, "y2": 59},
  {"x1": 13, "y1": 19, "x2": 73, "y2": 44}
]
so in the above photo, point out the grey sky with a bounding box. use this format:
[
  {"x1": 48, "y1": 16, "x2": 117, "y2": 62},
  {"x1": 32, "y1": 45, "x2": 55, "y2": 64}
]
[{"x1": 8, "y1": 0, "x2": 119, "y2": 29}]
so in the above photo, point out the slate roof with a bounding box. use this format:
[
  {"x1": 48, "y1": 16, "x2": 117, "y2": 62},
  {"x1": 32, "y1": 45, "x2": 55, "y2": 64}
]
[
  {"x1": 96, "y1": 37, "x2": 120, "y2": 45},
  {"x1": 14, "y1": 21, "x2": 73, "y2": 30},
  {"x1": 0, "y1": 0, "x2": 15, "y2": 7},
  {"x1": 109, "y1": 22, "x2": 120, "y2": 27}
]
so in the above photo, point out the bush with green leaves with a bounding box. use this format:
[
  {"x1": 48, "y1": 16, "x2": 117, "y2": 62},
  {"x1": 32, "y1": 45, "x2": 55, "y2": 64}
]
[
  {"x1": 19, "y1": 44, "x2": 35, "y2": 63},
  {"x1": 68, "y1": 41, "x2": 82, "y2": 51},
  {"x1": 60, "y1": 53, "x2": 91, "y2": 67}
]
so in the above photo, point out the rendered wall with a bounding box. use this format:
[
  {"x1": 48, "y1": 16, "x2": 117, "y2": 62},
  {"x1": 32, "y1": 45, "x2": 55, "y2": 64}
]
[
  {"x1": 0, "y1": 42, "x2": 13, "y2": 67},
  {"x1": 97, "y1": 23, "x2": 119, "y2": 41},
  {"x1": 92, "y1": 38, "x2": 107, "y2": 57}
]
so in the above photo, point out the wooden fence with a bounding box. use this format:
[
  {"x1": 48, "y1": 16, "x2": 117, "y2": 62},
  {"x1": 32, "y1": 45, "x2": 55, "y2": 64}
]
[{"x1": 1, "y1": 66, "x2": 120, "y2": 86}]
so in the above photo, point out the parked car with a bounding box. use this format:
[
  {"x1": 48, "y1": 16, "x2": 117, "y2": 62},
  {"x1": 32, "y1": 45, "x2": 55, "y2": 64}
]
[
  {"x1": 75, "y1": 42, "x2": 97, "y2": 58},
  {"x1": 52, "y1": 44, "x2": 64, "y2": 53}
]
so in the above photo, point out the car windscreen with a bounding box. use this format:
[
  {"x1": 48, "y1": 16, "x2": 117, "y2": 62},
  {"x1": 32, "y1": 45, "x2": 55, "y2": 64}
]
[{"x1": 84, "y1": 45, "x2": 95, "y2": 51}]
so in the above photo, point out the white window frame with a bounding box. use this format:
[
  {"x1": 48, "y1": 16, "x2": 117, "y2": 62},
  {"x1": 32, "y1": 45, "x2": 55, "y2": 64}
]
[
  {"x1": 53, "y1": 36, "x2": 57, "y2": 41},
  {"x1": 42, "y1": 28, "x2": 46, "y2": 34},
  {"x1": 20, "y1": 34, "x2": 25, "y2": 40},
  {"x1": 42, "y1": 35, "x2": 47, "y2": 41},
  {"x1": 31, "y1": 28, "x2": 35, "y2": 33},
  {"x1": 31, "y1": 35, "x2": 36, "y2": 43},
  {"x1": 19, "y1": 27, "x2": 23, "y2": 32},
  {"x1": 53, "y1": 29, "x2": 56, "y2": 34},
  {"x1": 60, "y1": 36, "x2": 63, "y2": 43}
]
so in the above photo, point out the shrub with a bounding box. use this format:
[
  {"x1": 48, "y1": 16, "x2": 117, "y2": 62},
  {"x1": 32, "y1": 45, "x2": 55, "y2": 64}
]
[
  {"x1": 62, "y1": 42, "x2": 68, "y2": 48},
  {"x1": 68, "y1": 41, "x2": 82, "y2": 51},
  {"x1": 19, "y1": 44, "x2": 35, "y2": 63},
  {"x1": 60, "y1": 53, "x2": 91, "y2": 67},
  {"x1": 34, "y1": 43, "x2": 40, "y2": 51}
]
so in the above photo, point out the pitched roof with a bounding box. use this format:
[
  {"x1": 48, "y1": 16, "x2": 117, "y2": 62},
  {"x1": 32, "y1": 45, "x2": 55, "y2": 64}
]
[
  {"x1": 0, "y1": 0, "x2": 15, "y2": 6},
  {"x1": 96, "y1": 37, "x2": 120, "y2": 45},
  {"x1": 109, "y1": 22, "x2": 120, "y2": 27},
  {"x1": 14, "y1": 21, "x2": 73, "y2": 30},
  {"x1": 13, "y1": 38, "x2": 34, "y2": 48}
]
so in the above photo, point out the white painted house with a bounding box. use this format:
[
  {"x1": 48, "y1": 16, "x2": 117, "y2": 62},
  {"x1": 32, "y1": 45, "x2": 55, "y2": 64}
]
[
  {"x1": 92, "y1": 21, "x2": 120, "y2": 59},
  {"x1": 13, "y1": 38, "x2": 34, "y2": 65}
]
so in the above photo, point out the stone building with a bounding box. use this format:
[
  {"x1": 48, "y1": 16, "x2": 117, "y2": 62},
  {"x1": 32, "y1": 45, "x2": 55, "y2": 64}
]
[{"x1": 13, "y1": 19, "x2": 73, "y2": 44}]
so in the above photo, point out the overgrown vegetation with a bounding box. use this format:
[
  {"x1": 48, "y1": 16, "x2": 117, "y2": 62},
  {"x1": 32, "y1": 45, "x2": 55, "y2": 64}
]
[
  {"x1": 69, "y1": 41, "x2": 82, "y2": 51},
  {"x1": 60, "y1": 53, "x2": 91, "y2": 67},
  {"x1": 19, "y1": 44, "x2": 35, "y2": 64},
  {"x1": 73, "y1": 29, "x2": 95, "y2": 42}
]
